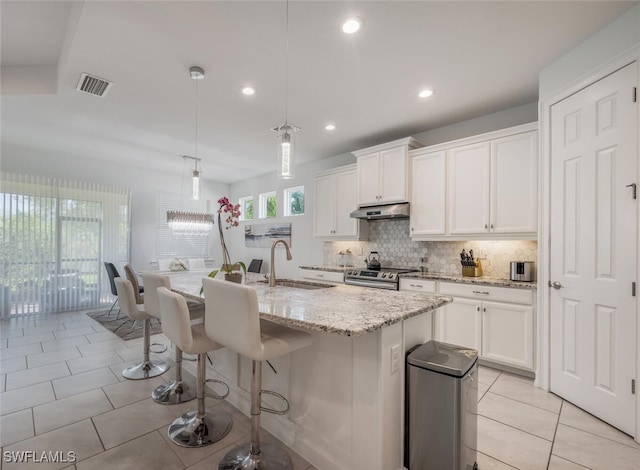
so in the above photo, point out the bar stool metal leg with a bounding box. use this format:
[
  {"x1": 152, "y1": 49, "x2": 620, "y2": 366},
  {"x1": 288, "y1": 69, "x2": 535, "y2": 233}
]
[
  {"x1": 218, "y1": 360, "x2": 293, "y2": 470},
  {"x1": 152, "y1": 346, "x2": 197, "y2": 404},
  {"x1": 168, "y1": 352, "x2": 232, "y2": 447},
  {"x1": 122, "y1": 319, "x2": 170, "y2": 380}
]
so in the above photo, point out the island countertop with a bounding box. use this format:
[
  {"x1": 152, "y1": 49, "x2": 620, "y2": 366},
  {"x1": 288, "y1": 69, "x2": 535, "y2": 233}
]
[{"x1": 167, "y1": 271, "x2": 451, "y2": 337}]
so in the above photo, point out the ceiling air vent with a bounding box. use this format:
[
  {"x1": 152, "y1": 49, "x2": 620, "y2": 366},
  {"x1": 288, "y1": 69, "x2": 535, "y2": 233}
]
[{"x1": 76, "y1": 73, "x2": 113, "y2": 97}]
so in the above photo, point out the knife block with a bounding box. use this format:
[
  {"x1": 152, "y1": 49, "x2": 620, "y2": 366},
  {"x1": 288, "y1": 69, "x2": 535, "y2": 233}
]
[{"x1": 461, "y1": 259, "x2": 483, "y2": 277}]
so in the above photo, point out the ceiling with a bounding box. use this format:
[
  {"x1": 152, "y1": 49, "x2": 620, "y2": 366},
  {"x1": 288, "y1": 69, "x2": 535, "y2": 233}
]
[{"x1": 1, "y1": 1, "x2": 637, "y2": 183}]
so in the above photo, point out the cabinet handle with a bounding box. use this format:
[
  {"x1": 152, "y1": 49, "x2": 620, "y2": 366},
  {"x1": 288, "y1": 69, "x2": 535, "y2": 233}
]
[
  {"x1": 477, "y1": 306, "x2": 480, "y2": 311},
  {"x1": 490, "y1": 224, "x2": 494, "y2": 229},
  {"x1": 410, "y1": 284, "x2": 423, "y2": 288},
  {"x1": 483, "y1": 307, "x2": 486, "y2": 312},
  {"x1": 484, "y1": 224, "x2": 488, "y2": 230},
  {"x1": 472, "y1": 290, "x2": 490, "y2": 295},
  {"x1": 317, "y1": 274, "x2": 324, "y2": 277}
]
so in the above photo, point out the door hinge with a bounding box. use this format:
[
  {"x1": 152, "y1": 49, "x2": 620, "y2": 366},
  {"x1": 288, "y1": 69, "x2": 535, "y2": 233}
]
[
  {"x1": 633, "y1": 379, "x2": 636, "y2": 395},
  {"x1": 634, "y1": 87, "x2": 637, "y2": 103},
  {"x1": 633, "y1": 282, "x2": 636, "y2": 297}
]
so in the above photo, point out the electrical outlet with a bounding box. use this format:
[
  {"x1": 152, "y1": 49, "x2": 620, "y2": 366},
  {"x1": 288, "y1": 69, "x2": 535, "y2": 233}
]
[{"x1": 390, "y1": 345, "x2": 401, "y2": 374}]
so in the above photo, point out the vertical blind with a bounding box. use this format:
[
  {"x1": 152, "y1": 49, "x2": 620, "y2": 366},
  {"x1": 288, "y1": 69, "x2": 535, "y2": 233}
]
[{"x1": 0, "y1": 172, "x2": 131, "y2": 317}]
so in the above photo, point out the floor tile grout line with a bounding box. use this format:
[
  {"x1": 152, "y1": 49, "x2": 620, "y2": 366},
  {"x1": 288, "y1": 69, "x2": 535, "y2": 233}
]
[
  {"x1": 488, "y1": 389, "x2": 561, "y2": 415},
  {"x1": 558, "y1": 421, "x2": 640, "y2": 452},
  {"x1": 545, "y1": 399, "x2": 563, "y2": 470},
  {"x1": 481, "y1": 390, "x2": 560, "y2": 416},
  {"x1": 481, "y1": 414, "x2": 554, "y2": 443},
  {"x1": 477, "y1": 450, "x2": 518, "y2": 469}
]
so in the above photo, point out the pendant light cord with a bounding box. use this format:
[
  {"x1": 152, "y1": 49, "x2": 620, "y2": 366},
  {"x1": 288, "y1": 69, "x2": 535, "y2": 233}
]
[
  {"x1": 195, "y1": 77, "x2": 199, "y2": 159},
  {"x1": 284, "y1": 0, "x2": 289, "y2": 126}
]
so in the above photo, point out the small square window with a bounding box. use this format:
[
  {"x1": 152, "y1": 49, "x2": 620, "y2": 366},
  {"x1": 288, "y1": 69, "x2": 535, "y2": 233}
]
[
  {"x1": 239, "y1": 196, "x2": 254, "y2": 221},
  {"x1": 284, "y1": 186, "x2": 304, "y2": 216},
  {"x1": 259, "y1": 191, "x2": 277, "y2": 219}
]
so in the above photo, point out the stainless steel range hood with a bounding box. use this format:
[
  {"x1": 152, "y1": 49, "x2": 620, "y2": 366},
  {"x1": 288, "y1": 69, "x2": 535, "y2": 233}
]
[{"x1": 350, "y1": 202, "x2": 410, "y2": 220}]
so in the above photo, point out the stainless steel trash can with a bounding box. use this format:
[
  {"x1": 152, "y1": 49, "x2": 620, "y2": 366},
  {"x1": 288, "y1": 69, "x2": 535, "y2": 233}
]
[{"x1": 406, "y1": 340, "x2": 478, "y2": 470}]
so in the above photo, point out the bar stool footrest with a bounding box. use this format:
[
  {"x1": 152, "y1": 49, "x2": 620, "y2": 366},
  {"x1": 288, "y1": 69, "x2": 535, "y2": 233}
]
[
  {"x1": 260, "y1": 389, "x2": 290, "y2": 415},
  {"x1": 150, "y1": 342, "x2": 168, "y2": 354},
  {"x1": 204, "y1": 378, "x2": 230, "y2": 400}
]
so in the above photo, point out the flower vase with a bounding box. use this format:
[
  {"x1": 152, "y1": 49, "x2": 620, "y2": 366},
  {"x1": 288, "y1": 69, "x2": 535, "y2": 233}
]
[{"x1": 224, "y1": 273, "x2": 243, "y2": 284}]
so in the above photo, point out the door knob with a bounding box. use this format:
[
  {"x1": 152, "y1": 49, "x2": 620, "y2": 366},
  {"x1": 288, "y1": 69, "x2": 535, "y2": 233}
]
[{"x1": 549, "y1": 281, "x2": 564, "y2": 290}]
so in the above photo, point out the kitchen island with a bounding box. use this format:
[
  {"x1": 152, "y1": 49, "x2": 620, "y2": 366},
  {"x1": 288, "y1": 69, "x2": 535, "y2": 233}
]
[{"x1": 166, "y1": 271, "x2": 451, "y2": 470}]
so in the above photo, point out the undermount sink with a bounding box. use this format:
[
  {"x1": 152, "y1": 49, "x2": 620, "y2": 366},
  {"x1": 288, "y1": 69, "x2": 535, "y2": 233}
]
[{"x1": 258, "y1": 278, "x2": 335, "y2": 290}]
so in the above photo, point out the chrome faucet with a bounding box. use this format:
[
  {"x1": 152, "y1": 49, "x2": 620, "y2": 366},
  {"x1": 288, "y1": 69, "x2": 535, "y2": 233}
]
[{"x1": 269, "y1": 239, "x2": 292, "y2": 287}]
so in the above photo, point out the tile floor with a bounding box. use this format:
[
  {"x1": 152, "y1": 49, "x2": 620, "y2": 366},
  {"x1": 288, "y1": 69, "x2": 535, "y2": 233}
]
[{"x1": 1, "y1": 309, "x2": 639, "y2": 470}]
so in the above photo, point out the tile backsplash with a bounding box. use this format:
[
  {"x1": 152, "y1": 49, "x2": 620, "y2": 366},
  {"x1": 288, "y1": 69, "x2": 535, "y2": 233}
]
[{"x1": 324, "y1": 219, "x2": 537, "y2": 279}]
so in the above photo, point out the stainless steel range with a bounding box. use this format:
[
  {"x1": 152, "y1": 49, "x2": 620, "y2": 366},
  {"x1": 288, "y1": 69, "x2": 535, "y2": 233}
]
[{"x1": 344, "y1": 268, "x2": 418, "y2": 290}]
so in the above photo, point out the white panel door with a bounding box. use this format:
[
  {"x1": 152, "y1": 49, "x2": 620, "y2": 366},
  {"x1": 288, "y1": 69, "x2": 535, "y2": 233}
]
[
  {"x1": 380, "y1": 146, "x2": 407, "y2": 203},
  {"x1": 550, "y1": 63, "x2": 637, "y2": 434},
  {"x1": 435, "y1": 298, "x2": 482, "y2": 351},
  {"x1": 334, "y1": 169, "x2": 358, "y2": 237},
  {"x1": 448, "y1": 142, "x2": 491, "y2": 235},
  {"x1": 490, "y1": 130, "x2": 538, "y2": 234},
  {"x1": 410, "y1": 151, "x2": 446, "y2": 236},
  {"x1": 356, "y1": 152, "x2": 380, "y2": 206}
]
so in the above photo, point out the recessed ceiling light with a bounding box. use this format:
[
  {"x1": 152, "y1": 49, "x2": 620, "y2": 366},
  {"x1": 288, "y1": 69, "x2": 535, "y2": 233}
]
[
  {"x1": 241, "y1": 86, "x2": 255, "y2": 96},
  {"x1": 342, "y1": 17, "x2": 363, "y2": 34},
  {"x1": 325, "y1": 124, "x2": 336, "y2": 131},
  {"x1": 418, "y1": 89, "x2": 434, "y2": 98}
]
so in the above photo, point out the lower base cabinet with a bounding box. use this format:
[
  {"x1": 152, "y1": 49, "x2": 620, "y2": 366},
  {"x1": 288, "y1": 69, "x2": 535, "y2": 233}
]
[{"x1": 433, "y1": 282, "x2": 535, "y2": 371}]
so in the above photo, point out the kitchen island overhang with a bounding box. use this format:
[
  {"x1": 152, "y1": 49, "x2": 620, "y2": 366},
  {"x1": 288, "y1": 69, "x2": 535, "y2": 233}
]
[{"x1": 165, "y1": 271, "x2": 452, "y2": 469}]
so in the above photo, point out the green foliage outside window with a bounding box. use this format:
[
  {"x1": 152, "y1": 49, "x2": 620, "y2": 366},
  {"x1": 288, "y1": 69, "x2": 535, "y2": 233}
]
[
  {"x1": 266, "y1": 195, "x2": 277, "y2": 218},
  {"x1": 289, "y1": 190, "x2": 304, "y2": 215}
]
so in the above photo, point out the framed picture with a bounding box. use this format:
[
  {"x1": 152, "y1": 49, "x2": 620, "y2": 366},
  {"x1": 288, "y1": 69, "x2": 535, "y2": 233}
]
[{"x1": 244, "y1": 222, "x2": 292, "y2": 248}]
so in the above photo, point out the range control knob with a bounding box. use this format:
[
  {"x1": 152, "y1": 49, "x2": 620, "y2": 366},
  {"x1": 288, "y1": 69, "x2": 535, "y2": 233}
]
[{"x1": 381, "y1": 273, "x2": 387, "y2": 278}]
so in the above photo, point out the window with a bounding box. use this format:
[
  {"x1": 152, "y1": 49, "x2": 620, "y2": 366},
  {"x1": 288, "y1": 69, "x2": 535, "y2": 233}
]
[
  {"x1": 284, "y1": 186, "x2": 304, "y2": 216},
  {"x1": 1, "y1": 173, "x2": 131, "y2": 315},
  {"x1": 239, "y1": 196, "x2": 254, "y2": 221},
  {"x1": 259, "y1": 191, "x2": 277, "y2": 219}
]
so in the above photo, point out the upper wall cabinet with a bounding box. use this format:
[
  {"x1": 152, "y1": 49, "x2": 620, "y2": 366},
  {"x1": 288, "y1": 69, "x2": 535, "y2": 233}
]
[
  {"x1": 352, "y1": 137, "x2": 423, "y2": 207},
  {"x1": 314, "y1": 165, "x2": 368, "y2": 240},
  {"x1": 410, "y1": 123, "x2": 538, "y2": 240}
]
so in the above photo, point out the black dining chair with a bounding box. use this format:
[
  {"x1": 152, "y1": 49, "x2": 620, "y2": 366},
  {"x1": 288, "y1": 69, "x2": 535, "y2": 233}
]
[
  {"x1": 103, "y1": 262, "x2": 121, "y2": 317},
  {"x1": 247, "y1": 259, "x2": 263, "y2": 273}
]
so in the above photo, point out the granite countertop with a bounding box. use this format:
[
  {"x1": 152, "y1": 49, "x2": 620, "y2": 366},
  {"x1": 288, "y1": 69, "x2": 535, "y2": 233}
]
[
  {"x1": 300, "y1": 265, "x2": 537, "y2": 289},
  {"x1": 400, "y1": 272, "x2": 537, "y2": 289},
  {"x1": 167, "y1": 272, "x2": 451, "y2": 337}
]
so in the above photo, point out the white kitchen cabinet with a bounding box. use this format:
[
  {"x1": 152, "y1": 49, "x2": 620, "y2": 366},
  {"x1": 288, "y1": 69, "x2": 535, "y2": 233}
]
[
  {"x1": 435, "y1": 281, "x2": 535, "y2": 371},
  {"x1": 410, "y1": 150, "x2": 446, "y2": 236},
  {"x1": 314, "y1": 165, "x2": 368, "y2": 240},
  {"x1": 434, "y1": 297, "x2": 482, "y2": 352},
  {"x1": 399, "y1": 278, "x2": 437, "y2": 293},
  {"x1": 410, "y1": 123, "x2": 537, "y2": 240},
  {"x1": 490, "y1": 131, "x2": 538, "y2": 234},
  {"x1": 352, "y1": 137, "x2": 422, "y2": 206},
  {"x1": 447, "y1": 142, "x2": 491, "y2": 235}
]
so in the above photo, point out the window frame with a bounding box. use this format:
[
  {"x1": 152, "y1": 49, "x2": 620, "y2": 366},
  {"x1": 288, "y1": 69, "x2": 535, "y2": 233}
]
[
  {"x1": 238, "y1": 196, "x2": 254, "y2": 221},
  {"x1": 258, "y1": 191, "x2": 277, "y2": 219},
  {"x1": 284, "y1": 185, "x2": 305, "y2": 217}
]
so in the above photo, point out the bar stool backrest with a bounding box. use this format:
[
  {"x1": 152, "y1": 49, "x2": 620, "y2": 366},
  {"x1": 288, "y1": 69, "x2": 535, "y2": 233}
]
[
  {"x1": 114, "y1": 278, "x2": 146, "y2": 321},
  {"x1": 104, "y1": 262, "x2": 120, "y2": 296},
  {"x1": 202, "y1": 277, "x2": 262, "y2": 359},
  {"x1": 157, "y1": 287, "x2": 194, "y2": 352},
  {"x1": 124, "y1": 264, "x2": 143, "y2": 304},
  {"x1": 141, "y1": 273, "x2": 171, "y2": 318}
]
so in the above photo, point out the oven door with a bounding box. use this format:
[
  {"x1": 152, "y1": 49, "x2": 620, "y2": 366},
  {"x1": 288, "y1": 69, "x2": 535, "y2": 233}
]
[{"x1": 344, "y1": 277, "x2": 398, "y2": 290}]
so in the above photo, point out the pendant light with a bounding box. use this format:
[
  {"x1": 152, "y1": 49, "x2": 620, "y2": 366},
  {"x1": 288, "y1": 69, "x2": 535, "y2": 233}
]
[
  {"x1": 166, "y1": 66, "x2": 213, "y2": 235},
  {"x1": 272, "y1": 0, "x2": 300, "y2": 179}
]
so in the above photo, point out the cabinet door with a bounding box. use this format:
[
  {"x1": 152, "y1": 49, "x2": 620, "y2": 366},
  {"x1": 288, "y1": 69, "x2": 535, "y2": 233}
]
[
  {"x1": 334, "y1": 169, "x2": 359, "y2": 237},
  {"x1": 314, "y1": 174, "x2": 336, "y2": 237},
  {"x1": 434, "y1": 297, "x2": 481, "y2": 351},
  {"x1": 411, "y1": 151, "x2": 446, "y2": 235},
  {"x1": 481, "y1": 301, "x2": 533, "y2": 369},
  {"x1": 356, "y1": 152, "x2": 380, "y2": 206},
  {"x1": 447, "y1": 142, "x2": 491, "y2": 235},
  {"x1": 380, "y1": 146, "x2": 407, "y2": 203},
  {"x1": 490, "y1": 131, "x2": 538, "y2": 234}
]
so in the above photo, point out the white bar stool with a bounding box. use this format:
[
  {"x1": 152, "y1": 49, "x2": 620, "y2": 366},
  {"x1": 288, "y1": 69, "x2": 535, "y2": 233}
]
[
  {"x1": 114, "y1": 278, "x2": 170, "y2": 380},
  {"x1": 142, "y1": 272, "x2": 203, "y2": 405},
  {"x1": 157, "y1": 287, "x2": 233, "y2": 447},
  {"x1": 202, "y1": 277, "x2": 313, "y2": 470}
]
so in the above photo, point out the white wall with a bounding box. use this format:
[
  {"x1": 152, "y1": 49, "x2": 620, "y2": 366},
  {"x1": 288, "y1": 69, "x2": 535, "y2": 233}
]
[
  {"x1": 1, "y1": 141, "x2": 230, "y2": 271},
  {"x1": 539, "y1": 3, "x2": 640, "y2": 99}
]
